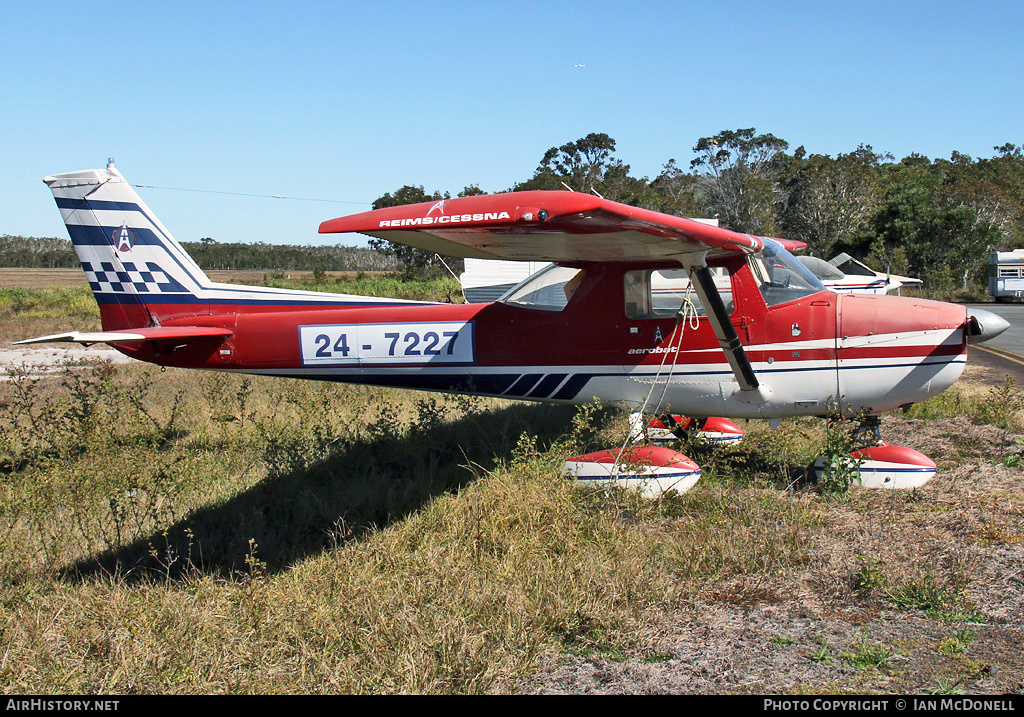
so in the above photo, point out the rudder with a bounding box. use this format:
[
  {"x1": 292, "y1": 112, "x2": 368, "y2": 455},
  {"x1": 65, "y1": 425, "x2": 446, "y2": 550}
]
[{"x1": 47, "y1": 160, "x2": 211, "y2": 330}]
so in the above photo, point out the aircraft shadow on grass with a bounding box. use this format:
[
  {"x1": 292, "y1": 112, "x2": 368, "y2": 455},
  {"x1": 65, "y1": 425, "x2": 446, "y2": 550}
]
[{"x1": 61, "y1": 401, "x2": 599, "y2": 583}]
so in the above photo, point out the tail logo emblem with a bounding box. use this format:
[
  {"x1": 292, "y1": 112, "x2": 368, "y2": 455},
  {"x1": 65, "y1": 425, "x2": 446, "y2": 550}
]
[{"x1": 113, "y1": 224, "x2": 135, "y2": 252}]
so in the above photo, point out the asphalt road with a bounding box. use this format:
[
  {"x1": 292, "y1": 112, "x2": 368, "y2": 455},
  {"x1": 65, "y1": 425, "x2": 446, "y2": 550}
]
[{"x1": 966, "y1": 303, "x2": 1024, "y2": 384}]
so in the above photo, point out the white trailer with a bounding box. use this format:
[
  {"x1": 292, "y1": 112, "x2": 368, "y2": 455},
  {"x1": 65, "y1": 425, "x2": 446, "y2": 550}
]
[{"x1": 989, "y1": 250, "x2": 1024, "y2": 300}]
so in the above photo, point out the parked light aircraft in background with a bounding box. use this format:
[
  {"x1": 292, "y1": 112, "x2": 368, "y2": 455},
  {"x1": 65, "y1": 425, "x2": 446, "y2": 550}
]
[
  {"x1": 16, "y1": 161, "x2": 1010, "y2": 496},
  {"x1": 798, "y1": 253, "x2": 922, "y2": 295}
]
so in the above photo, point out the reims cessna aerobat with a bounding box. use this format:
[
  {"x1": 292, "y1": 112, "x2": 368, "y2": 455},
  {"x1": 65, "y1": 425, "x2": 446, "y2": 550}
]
[{"x1": 17, "y1": 161, "x2": 1010, "y2": 496}]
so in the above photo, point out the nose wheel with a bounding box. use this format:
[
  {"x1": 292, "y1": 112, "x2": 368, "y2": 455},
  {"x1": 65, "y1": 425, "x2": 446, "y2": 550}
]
[
  {"x1": 850, "y1": 415, "x2": 882, "y2": 448},
  {"x1": 811, "y1": 414, "x2": 936, "y2": 490}
]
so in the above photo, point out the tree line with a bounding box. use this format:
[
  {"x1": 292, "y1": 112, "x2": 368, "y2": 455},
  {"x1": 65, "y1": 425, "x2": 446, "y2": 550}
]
[
  {"x1": 0, "y1": 235, "x2": 398, "y2": 273},
  {"x1": 6, "y1": 129, "x2": 1022, "y2": 290},
  {"x1": 371, "y1": 130, "x2": 1024, "y2": 289}
]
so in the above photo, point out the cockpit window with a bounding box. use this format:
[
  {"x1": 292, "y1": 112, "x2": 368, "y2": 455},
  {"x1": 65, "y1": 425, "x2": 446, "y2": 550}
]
[
  {"x1": 748, "y1": 240, "x2": 826, "y2": 307},
  {"x1": 499, "y1": 264, "x2": 585, "y2": 311},
  {"x1": 624, "y1": 267, "x2": 732, "y2": 318}
]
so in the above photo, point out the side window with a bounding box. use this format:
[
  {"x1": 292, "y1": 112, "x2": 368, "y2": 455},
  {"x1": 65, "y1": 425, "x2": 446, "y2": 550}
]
[
  {"x1": 624, "y1": 271, "x2": 653, "y2": 317},
  {"x1": 623, "y1": 268, "x2": 732, "y2": 319},
  {"x1": 500, "y1": 265, "x2": 586, "y2": 311}
]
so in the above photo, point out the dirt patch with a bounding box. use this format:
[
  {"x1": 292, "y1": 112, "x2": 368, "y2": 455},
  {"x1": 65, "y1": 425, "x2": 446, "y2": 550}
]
[
  {"x1": 524, "y1": 415, "x2": 1024, "y2": 694},
  {"x1": 0, "y1": 344, "x2": 131, "y2": 379}
]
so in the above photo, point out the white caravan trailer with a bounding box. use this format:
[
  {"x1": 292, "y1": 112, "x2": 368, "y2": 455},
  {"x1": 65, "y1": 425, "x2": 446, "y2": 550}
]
[{"x1": 989, "y1": 249, "x2": 1024, "y2": 300}]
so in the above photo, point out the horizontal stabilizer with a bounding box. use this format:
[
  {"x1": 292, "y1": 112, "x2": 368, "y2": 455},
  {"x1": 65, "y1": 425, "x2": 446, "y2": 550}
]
[{"x1": 14, "y1": 326, "x2": 234, "y2": 346}]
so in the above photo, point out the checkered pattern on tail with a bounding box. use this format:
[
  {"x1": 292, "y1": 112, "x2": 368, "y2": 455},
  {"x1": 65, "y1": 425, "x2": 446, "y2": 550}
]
[{"x1": 81, "y1": 260, "x2": 188, "y2": 295}]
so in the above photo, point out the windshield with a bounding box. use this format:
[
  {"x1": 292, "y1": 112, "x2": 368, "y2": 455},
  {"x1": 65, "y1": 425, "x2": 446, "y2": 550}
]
[
  {"x1": 499, "y1": 264, "x2": 585, "y2": 311},
  {"x1": 747, "y1": 240, "x2": 826, "y2": 307}
]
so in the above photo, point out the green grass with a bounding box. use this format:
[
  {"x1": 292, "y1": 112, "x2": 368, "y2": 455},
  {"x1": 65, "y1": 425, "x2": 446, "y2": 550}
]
[
  {"x1": 0, "y1": 286, "x2": 99, "y2": 319},
  {"x1": 841, "y1": 634, "x2": 894, "y2": 671},
  {"x1": 905, "y1": 377, "x2": 1024, "y2": 432},
  {"x1": 0, "y1": 275, "x2": 463, "y2": 323},
  {"x1": 0, "y1": 277, "x2": 461, "y2": 346},
  {"x1": 851, "y1": 557, "x2": 983, "y2": 623},
  {"x1": 936, "y1": 628, "x2": 977, "y2": 657}
]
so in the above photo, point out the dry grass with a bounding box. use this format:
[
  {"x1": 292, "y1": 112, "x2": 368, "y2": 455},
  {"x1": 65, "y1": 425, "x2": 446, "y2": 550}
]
[
  {"x1": 0, "y1": 352, "x2": 826, "y2": 693},
  {"x1": 0, "y1": 269, "x2": 89, "y2": 290},
  {"x1": 1, "y1": 281, "x2": 1021, "y2": 694},
  {"x1": 8, "y1": 356, "x2": 1014, "y2": 694},
  {"x1": 0, "y1": 268, "x2": 383, "y2": 290}
]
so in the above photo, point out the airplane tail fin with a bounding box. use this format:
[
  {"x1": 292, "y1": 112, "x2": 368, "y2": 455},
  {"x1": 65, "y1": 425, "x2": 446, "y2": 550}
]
[{"x1": 46, "y1": 160, "x2": 211, "y2": 331}]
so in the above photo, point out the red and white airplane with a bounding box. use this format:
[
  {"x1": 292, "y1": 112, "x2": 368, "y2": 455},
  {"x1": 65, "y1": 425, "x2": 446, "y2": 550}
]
[{"x1": 16, "y1": 161, "x2": 1010, "y2": 495}]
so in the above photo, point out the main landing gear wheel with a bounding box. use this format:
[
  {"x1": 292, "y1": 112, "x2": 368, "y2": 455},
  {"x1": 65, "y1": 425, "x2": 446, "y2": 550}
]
[
  {"x1": 646, "y1": 415, "x2": 745, "y2": 445},
  {"x1": 563, "y1": 445, "x2": 701, "y2": 498},
  {"x1": 562, "y1": 411, "x2": 729, "y2": 498}
]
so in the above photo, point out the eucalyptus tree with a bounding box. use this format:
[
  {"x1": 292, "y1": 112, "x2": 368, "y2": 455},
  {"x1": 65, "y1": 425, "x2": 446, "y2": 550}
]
[
  {"x1": 777, "y1": 145, "x2": 891, "y2": 259},
  {"x1": 367, "y1": 184, "x2": 485, "y2": 278},
  {"x1": 649, "y1": 159, "x2": 703, "y2": 217},
  {"x1": 512, "y1": 132, "x2": 653, "y2": 205},
  {"x1": 689, "y1": 128, "x2": 789, "y2": 235},
  {"x1": 938, "y1": 146, "x2": 1024, "y2": 250},
  {"x1": 534, "y1": 132, "x2": 622, "y2": 193},
  {"x1": 367, "y1": 185, "x2": 451, "y2": 278}
]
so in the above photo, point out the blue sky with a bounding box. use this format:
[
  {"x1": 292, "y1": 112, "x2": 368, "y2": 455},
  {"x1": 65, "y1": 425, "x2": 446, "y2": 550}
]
[{"x1": 3, "y1": 0, "x2": 1022, "y2": 247}]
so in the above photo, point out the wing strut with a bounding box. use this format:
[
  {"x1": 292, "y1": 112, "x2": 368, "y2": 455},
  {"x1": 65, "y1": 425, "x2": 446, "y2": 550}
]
[{"x1": 684, "y1": 255, "x2": 772, "y2": 404}]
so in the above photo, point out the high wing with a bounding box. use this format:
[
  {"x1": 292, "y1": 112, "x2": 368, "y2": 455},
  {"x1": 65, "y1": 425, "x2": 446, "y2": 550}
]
[
  {"x1": 319, "y1": 190, "x2": 802, "y2": 261},
  {"x1": 321, "y1": 190, "x2": 803, "y2": 405}
]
